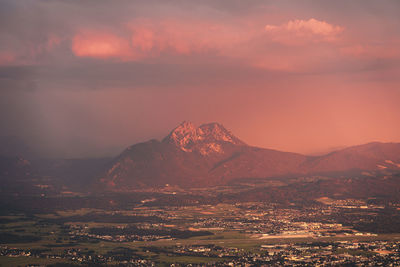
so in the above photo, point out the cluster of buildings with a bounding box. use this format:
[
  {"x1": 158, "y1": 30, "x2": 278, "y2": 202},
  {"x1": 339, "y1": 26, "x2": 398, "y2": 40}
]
[
  {"x1": 167, "y1": 241, "x2": 400, "y2": 266},
  {"x1": 0, "y1": 246, "x2": 156, "y2": 266},
  {"x1": 2, "y1": 199, "x2": 400, "y2": 266},
  {"x1": 3, "y1": 240, "x2": 400, "y2": 266}
]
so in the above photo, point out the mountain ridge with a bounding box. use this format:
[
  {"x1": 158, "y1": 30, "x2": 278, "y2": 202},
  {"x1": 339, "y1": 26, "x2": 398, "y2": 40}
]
[{"x1": 101, "y1": 121, "x2": 400, "y2": 189}]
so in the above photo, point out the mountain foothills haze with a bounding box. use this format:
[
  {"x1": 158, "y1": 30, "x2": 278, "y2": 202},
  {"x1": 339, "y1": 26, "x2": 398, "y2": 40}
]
[{"x1": 0, "y1": 0, "x2": 400, "y2": 157}]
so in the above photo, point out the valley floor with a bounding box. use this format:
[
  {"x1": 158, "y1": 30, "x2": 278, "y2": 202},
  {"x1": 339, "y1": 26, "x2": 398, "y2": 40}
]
[{"x1": 1, "y1": 196, "x2": 400, "y2": 266}]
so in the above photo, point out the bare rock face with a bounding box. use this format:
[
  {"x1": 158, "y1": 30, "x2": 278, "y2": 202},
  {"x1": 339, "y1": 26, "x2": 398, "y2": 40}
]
[
  {"x1": 163, "y1": 121, "x2": 199, "y2": 152},
  {"x1": 163, "y1": 121, "x2": 245, "y2": 154}
]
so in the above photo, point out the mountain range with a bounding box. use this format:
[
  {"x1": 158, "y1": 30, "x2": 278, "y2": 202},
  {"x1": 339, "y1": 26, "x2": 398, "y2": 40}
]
[{"x1": 101, "y1": 121, "x2": 400, "y2": 189}]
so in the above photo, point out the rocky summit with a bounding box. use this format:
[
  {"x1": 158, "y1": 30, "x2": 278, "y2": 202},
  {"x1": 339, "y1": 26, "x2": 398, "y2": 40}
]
[{"x1": 162, "y1": 121, "x2": 246, "y2": 154}]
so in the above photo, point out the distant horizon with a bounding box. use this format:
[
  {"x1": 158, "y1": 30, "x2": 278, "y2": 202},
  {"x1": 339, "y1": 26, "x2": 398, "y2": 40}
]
[{"x1": 1, "y1": 120, "x2": 399, "y2": 158}]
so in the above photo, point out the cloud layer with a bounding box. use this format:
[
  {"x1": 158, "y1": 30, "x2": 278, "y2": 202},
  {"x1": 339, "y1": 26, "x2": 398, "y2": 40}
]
[{"x1": 1, "y1": 0, "x2": 400, "y2": 157}]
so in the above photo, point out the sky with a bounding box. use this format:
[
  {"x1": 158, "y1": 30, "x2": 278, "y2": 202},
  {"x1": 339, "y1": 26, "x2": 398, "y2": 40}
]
[{"x1": 1, "y1": 0, "x2": 400, "y2": 158}]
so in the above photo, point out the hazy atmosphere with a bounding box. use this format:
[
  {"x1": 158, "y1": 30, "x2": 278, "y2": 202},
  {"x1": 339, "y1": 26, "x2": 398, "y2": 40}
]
[
  {"x1": 3, "y1": 2, "x2": 400, "y2": 266},
  {"x1": 1, "y1": 0, "x2": 400, "y2": 157}
]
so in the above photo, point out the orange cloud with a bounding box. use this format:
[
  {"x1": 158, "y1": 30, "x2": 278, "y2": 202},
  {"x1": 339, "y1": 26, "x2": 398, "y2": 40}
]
[
  {"x1": 71, "y1": 20, "x2": 241, "y2": 60},
  {"x1": 72, "y1": 31, "x2": 133, "y2": 59},
  {"x1": 69, "y1": 18, "x2": 347, "y2": 73},
  {"x1": 265, "y1": 18, "x2": 344, "y2": 44}
]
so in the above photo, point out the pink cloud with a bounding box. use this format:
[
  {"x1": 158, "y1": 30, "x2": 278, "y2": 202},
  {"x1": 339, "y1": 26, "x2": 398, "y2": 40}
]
[
  {"x1": 1, "y1": 16, "x2": 349, "y2": 74},
  {"x1": 286, "y1": 18, "x2": 343, "y2": 36},
  {"x1": 69, "y1": 18, "x2": 346, "y2": 72},
  {"x1": 130, "y1": 27, "x2": 155, "y2": 52},
  {"x1": 0, "y1": 34, "x2": 63, "y2": 65},
  {"x1": 128, "y1": 20, "x2": 199, "y2": 56},
  {"x1": 265, "y1": 18, "x2": 344, "y2": 44},
  {"x1": 71, "y1": 20, "x2": 243, "y2": 60},
  {"x1": 72, "y1": 31, "x2": 134, "y2": 59},
  {"x1": 127, "y1": 19, "x2": 239, "y2": 56},
  {"x1": 69, "y1": 18, "x2": 399, "y2": 75}
]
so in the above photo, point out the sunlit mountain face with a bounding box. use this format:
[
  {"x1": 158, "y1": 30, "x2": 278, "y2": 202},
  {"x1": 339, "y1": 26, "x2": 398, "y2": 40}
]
[{"x1": 1, "y1": 1, "x2": 400, "y2": 266}]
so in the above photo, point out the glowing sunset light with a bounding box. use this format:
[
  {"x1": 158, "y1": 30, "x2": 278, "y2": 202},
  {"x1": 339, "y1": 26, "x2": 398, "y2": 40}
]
[
  {"x1": 72, "y1": 32, "x2": 132, "y2": 59},
  {"x1": 3, "y1": 3, "x2": 400, "y2": 266},
  {"x1": 0, "y1": 0, "x2": 399, "y2": 157}
]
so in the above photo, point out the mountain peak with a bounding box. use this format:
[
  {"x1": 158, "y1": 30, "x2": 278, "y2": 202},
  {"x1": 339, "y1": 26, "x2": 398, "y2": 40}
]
[
  {"x1": 163, "y1": 121, "x2": 245, "y2": 153},
  {"x1": 163, "y1": 121, "x2": 200, "y2": 152},
  {"x1": 174, "y1": 121, "x2": 197, "y2": 133},
  {"x1": 198, "y1": 122, "x2": 245, "y2": 145}
]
